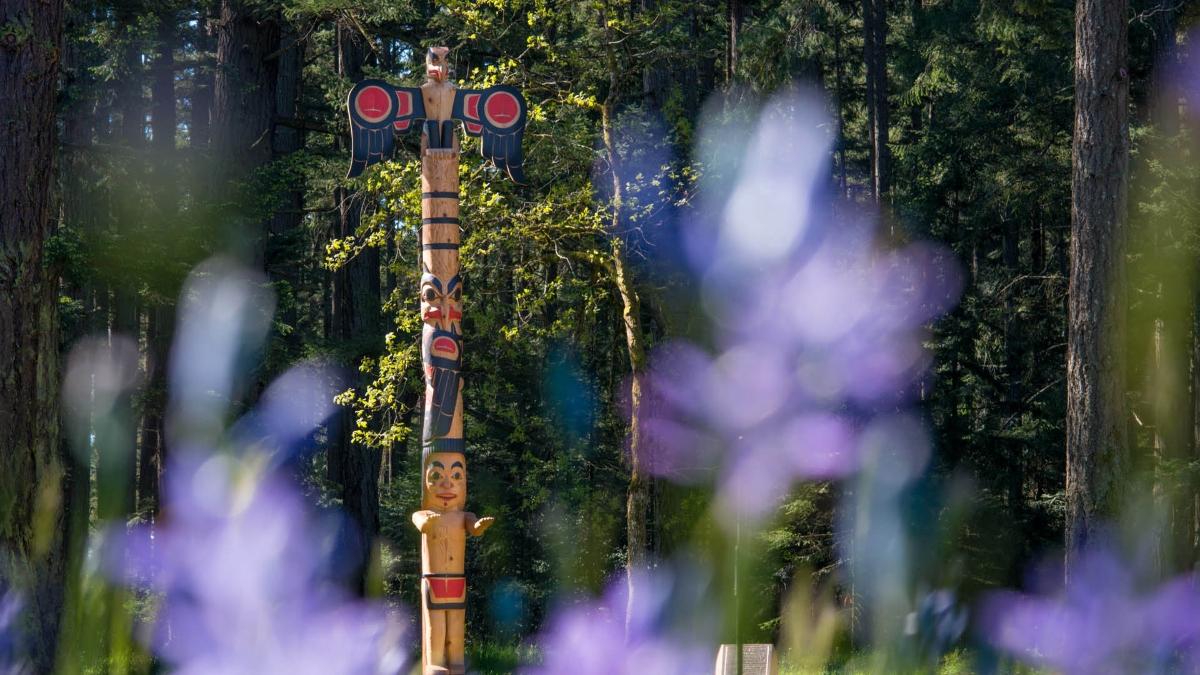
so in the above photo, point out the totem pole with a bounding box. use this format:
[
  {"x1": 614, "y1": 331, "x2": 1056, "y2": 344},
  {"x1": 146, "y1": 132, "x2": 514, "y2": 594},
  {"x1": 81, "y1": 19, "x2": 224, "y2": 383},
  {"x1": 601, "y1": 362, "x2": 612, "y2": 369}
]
[{"x1": 346, "y1": 47, "x2": 527, "y2": 675}]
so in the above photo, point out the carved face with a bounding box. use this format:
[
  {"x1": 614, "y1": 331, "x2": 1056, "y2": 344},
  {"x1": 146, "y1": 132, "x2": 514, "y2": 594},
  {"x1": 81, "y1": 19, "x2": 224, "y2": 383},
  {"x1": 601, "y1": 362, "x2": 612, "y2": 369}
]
[
  {"x1": 423, "y1": 452, "x2": 466, "y2": 511},
  {"x1": 426, "y1": 47, "x2": 450, "y2": 82},
  {"x1": 420, "y1": 268, "x2": 463, "y2": 333}
]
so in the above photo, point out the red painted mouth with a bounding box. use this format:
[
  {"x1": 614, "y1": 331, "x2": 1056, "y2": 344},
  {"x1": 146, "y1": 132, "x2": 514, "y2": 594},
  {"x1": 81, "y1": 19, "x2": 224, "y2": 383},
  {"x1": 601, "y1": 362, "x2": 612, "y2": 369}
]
[
  {"x1": 437, "y1": 492, "x2": 457, "y2": 500},
  {"x1": 432, "y1": 336, "x2": 458, "y2": 355}
]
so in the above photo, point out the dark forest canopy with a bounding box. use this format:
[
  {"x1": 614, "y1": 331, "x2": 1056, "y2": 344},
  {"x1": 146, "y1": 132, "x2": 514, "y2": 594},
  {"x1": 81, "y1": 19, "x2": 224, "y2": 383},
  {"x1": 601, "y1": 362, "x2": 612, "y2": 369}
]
[{"x1": 2, "y1": 0, "x2": 1200, "y2": 672}]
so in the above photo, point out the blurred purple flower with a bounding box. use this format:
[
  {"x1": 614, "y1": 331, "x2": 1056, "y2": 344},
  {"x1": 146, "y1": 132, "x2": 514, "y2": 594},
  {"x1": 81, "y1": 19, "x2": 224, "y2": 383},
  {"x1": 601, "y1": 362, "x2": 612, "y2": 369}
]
[
  {"x1": 1166, "y1": 29, "x2": 1200, "y2": 125},
  {"x1": 108, "y1": 452, "x2": 408, "y2": 675},
  {"x1": 0, "y1": 587, "x2": 26, "y2": 675},
  {"x1": 99, "y1": 257, "x2": 408, "y2": 675},
  {"x1": 631, "y1": 91, "x2": 958, "y2": 527},
  {"x1": 907, "y1": 588, "x2": 967, "y2": 664},
  {"x1": 981, "y1": 548, "x2": 1200, "y2": 674},
  {"x1": 524, "y1": 569, "x2": 712, "y2": 675}
]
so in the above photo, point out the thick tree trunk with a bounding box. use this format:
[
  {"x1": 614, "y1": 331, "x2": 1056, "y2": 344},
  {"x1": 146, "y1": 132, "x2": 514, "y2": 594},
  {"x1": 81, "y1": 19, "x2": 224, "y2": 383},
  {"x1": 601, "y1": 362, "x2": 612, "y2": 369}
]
[
  {"x1": 266, "y1": 24, "x2": 306, "y2": 368},
  {"x1": 330, "y1": 21, "x2": 380, "y2": 593},
  {"x1": 1065, "y1": 0, "x2": 1130, "y2": 571},
  {"x1": 211, "y1": 0, "x2": 280, "y2": 265},
  {"x1": 0, "y1": 1, "x2": 67, "y2": 670}
]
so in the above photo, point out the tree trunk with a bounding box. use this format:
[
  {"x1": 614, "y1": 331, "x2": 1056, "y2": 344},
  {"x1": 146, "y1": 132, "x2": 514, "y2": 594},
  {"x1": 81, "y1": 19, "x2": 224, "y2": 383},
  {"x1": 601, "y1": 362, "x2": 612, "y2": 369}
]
[
  {"x1": 726, "y1": 0, "x2": 740, "y2": 85},
  {"x1": 1003, "y1": 217, "x2": 1024, "y2": 548},
  {"x1": 265, "y1": 22, "x2": 307, "y2": 378},
  {"x1": 863, "y1": 0, "x2": 888, "y2": 203},
  {"x1": 0, "y1": 1, "x2": 67, "y2": 670},
  {"x1": 1149, "y1": 0, "x2": 1193, "y2": 573},
  {"x1": 833, "y1": 26, "x2": 849, "y2": 200},
  {"x1": 330, "y1": 20, "x2": 380, "y2": 593},
  {"x1": 210, "y1": 0, "x2": 280, "y2": 265},
  {"x1": 600, "y1": 3, "x2": 652, "y2": 632},
  {"x1": 58, "y1": 21, "x2": 96, "y2": 666},
  {"x1": 105, "y1": 297, "x2": 139, "y2": 520},
  {"x1": 138, "y1": 7, "x2": 179, "y2": 516},
  {"x1": 1065, "y1": 0, "x2": 1130, "y2": 571},
  {"x1": 112, "y1": 16, "x2": 143, "y2": 521},
  {"x1": 190, "y1": 4, "x2": 216, "y2": 150},
  {"x1": 1150, "y1": 0, "x2": 1179, "y2": 138}
]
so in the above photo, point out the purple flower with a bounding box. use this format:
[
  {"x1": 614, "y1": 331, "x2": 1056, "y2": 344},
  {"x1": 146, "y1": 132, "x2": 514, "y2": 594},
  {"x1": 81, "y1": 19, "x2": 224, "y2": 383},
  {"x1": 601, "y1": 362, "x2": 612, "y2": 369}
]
[
  {"x1": 0, "y1": 587, "x2": 26, "y2": 675},
  {"x1": 1165, "y1": 29, "x2": 1200, "y2": 125},
  {"x1": 108, "y1": 452, "x2": 408, "y2": 675},
  {"x1": 524, "y1": 569, "x2": 713, "y2": 675},
  {"x1": 99, "y1": 257, "x2": 409, "y2": 675},
  {"x1": 907, "y1": 589, "x2": 968, "y2": 663},
  {"x1": 628, "y1": 91, "x2": 959, "y2": 529},
  {"x1": 981, "y1": 548, "x2": 1200, "y2": 674}
]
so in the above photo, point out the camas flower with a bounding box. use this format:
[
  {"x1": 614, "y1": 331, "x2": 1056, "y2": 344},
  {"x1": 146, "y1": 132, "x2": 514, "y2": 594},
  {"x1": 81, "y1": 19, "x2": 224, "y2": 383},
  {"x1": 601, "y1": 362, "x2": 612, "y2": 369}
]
[
  {"x1": 108, "y1": 451, "x2": 408, "y2": 675},
  {"x1": 634, "y1": 90, "x2": 960, "y2": 527},
  {"x1": 981, "y1": 548, "x2": 1200, "y2": 674},
  {"x1": 0, "y1": 587, "x2": 26, "y2": 675},
  {"x1": 100, "y1": 258, "x2": 408, "y2": 675},
  {"x1": 524, "y1": 567, "x2": 714, "y2": 675}
]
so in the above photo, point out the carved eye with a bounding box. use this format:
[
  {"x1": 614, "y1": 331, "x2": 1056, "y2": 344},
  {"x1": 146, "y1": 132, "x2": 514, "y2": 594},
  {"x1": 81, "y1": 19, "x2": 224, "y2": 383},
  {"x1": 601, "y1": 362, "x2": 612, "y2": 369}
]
[
  {"x1": 423, "y1": 287, "x2": 437, "y2": 302},
  {"x1": 451, "y1": 288, "x2": 462, "y2": 302},
  {"x1": 429, "y1": 470, "x2": 441, "y2": 481},
  {"x1": 452, "y1": 471, "x2": 462, "y2": 480}
]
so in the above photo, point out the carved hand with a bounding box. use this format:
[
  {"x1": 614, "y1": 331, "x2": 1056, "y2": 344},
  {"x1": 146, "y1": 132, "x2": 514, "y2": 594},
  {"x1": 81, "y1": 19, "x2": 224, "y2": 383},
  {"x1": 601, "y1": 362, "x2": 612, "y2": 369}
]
[
  {"x1": 471, "y1": 516, "x2": 495, "y2": 536},
  {"x1": 412, "y1": 509, "x2": 442, "y2": 533}
]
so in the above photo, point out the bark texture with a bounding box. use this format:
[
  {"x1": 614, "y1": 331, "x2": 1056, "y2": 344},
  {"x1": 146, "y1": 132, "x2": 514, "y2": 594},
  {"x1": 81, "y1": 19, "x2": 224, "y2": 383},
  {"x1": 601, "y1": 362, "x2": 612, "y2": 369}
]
[
  {"x1": 330, "y1": 21, "x2": 380, "y2": 592},
  {"x1": 211, "y1": 0, "x2": 279, "y2": 264},
  {"x1": 0, "y1": 0, "x2": 67, "y2": 670},
  {"x1": 1065, "y1": 0, "x2": 1130, "y2": 570}
]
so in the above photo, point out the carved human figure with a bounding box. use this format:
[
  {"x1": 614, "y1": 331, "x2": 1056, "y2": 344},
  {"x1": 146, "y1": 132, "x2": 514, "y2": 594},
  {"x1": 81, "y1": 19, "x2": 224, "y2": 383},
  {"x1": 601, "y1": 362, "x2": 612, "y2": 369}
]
[{"x1": 412, "y1": 453, "x2": 493, "y2": 675}]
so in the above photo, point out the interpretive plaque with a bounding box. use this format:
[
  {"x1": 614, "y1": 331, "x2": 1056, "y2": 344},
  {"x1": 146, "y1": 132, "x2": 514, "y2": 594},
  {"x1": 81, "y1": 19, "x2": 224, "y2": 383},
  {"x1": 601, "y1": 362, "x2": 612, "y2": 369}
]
[{"x1": 714, "y1": 643, "x2": 778, "y2": 675}]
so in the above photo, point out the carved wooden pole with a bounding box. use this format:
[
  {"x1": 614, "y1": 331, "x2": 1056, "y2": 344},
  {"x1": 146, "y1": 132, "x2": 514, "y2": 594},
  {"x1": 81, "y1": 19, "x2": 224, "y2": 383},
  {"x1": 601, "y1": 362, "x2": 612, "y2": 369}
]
[{"x1": 346, "y1": 47, "x2": 527, "y2": 675}]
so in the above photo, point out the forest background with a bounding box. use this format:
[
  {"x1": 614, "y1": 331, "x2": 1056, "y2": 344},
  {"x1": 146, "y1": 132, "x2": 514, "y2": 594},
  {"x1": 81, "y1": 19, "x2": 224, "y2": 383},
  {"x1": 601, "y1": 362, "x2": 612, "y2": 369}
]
[{"x1": 3, "y1": 0, "x2": 1200, "y2": 672}]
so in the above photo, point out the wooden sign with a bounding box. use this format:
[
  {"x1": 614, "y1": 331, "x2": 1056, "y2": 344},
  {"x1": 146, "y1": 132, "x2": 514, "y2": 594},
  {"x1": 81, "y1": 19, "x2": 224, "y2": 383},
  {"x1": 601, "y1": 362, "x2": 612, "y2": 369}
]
[{"x1": 346, "y1": 46, "x2": 527, "y2": 675}]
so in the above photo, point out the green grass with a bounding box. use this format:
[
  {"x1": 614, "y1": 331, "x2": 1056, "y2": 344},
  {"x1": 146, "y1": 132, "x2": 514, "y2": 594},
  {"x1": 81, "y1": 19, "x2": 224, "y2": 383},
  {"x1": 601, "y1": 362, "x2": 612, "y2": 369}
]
[
  {"x1": 467, "y1": 642, "x2": 539, "y2": 674},
  {"x1": 777, "y1": 649, "x2": 1046, "y2": 674}
]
